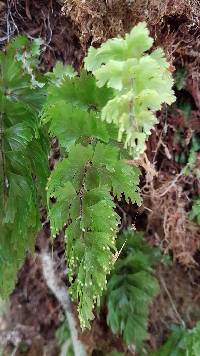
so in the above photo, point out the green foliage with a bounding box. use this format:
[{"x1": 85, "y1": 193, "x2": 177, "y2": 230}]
[
  {"x1": 183, "y1": 135, "x2": 200, "y2": 177},
  {"x1": 152, "y1": 322, "x2": 200, "y2": 356},
  {"x1": 43, "y1": 65, "x2": 141, "y2": 328},
  {"x1": 56, "y1": 321, "x2": 74, "y2": 356},
  {"x1": 42, "y1": 70, "x2": 116, "y2": 150},
  {"x1": 47, "y1": 144, "x2": 141, "y2": 328},
  {"x1": 45, "y1": 61, "x2": 77, "y2": 86},
  {"x1": 174, "y1": 66, "x2": 187, "y2": 91},
  {"x1": 189, "y1": 198, "x2": 200, "y2": 225},
  {"x1": 85, "y1": 22, "x2": 175, "y2": 158},
  {"x1": 46, "y1": 70, "x2": 113, "y2": 110},
  {"x1": 42, "y1": 22, "x2": 175, "y2": 330},
  {"x1": 0, "y1": 23, "x2": 176, "y2": 334},
  {"x1": 43, "y1": 102, "x2": 110, "y2": 150},
  {"x1": 0, "y1": 37, "x2": 49, "y2": 297},
  {"x1": 177, "y1": 100, "x2": 192, "y2": 120},
  {"x1": 106, "y1": 230, "x2": 160, "y2": 351},
  {"x1": 8, "y1": 35, "x2": 44, "y2": 88}
]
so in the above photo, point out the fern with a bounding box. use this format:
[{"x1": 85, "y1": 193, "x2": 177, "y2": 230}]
[
  {"x1": 44, "y1": 22, "x2": 176, "y2": 329},
  {"x1": 84, "y1": 22, "x2": 175, "y2": 158},
  {"x1": 42, "y1": 70, "x2": 117, "y2": 146},
  {"x1": 152, "y1": 323, "x2": 200, "y2": 356},
  {"x1": 0, "y1": 37, "x2": 49, "y2": 297},
  {"x1": 44, "y1": 61, "x2": 141, "y2": 327},
  {"x1": 47, "y1": 143, "x2": 140, "y2": 328},
  {"x1": 46, "y1": 70, "x2": 113, "y2": 110},
  {"x1": 0, "y1": 23, "x2": 176, "y2": 333},
  {"x1": 106, "y1": 230, "x2": 160, "y2": 351}
]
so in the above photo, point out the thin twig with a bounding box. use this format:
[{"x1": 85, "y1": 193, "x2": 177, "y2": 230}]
[
  {"x1": 159, "y1": 274, "x2": 185, "y2": 328},
  {"x1": 158, "y1": 171, "x2": 183, "y2": 197}
]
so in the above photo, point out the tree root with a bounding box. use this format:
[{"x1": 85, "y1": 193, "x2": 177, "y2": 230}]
[{"x1": 41, "y1": 252, "x2": 87, "y2": 356}]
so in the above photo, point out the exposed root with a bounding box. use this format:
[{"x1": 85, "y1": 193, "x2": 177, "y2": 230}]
[
  {"x1": 41, "y1": 252, "x2": 87, "y2": 356},
  {"x1": 0, "y1": 2, "x2": 8, "y2": 44},
  {"x1": 1, "y1": 0, "x2": 83, "y2": 71}
]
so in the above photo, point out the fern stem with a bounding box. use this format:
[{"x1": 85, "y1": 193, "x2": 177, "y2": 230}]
[{"x1": 78, "y1": 160, "x2": 92, "y2": 239}]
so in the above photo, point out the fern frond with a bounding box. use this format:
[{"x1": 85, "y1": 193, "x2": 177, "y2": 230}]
[
  {"x1": 47, "y1": 144, "x2": 140, "y2": 328},
  {"x1": 46, "y1": 70, "x2": 113, "y2": 110},
  {"x1": 0, "y1": 37, "x2": 49, "y2": 297},
  {"x1": 42, "y1": 70, "x2": 117, "y2": 149},
  {"x1": 152, "y1": 322, "x2": 200, "y2": 356},
  {"x1": 67, "y1": 186, "x2": 119, "y2": 327},
  {"x1": 84, "y1": 22, "x2": 175, "y2": 158},
  {"x1": 106, "y1": 230, "x2": 160, "y2": 351},
  {"x1": 42, "y1": 101, "x2": 110, "y2": 150}
]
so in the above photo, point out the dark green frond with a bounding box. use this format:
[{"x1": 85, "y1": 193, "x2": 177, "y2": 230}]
[
  {"x1": 152, "y1": 322, "x2": 200, "y2": 356},
  {"x1": 106, "y1": 230, "x2": 160, "y2": 351},
  {"x1": 0, "y1": 37, "x2": 49, "y2": 297},
  {"x1": 47, "y1": 70, "x2": 113, "y2": 110}
]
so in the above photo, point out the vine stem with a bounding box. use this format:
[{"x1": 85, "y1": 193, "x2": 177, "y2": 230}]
[{"x1": 41, "y1": 252, "x2": 87, "y2": 356}]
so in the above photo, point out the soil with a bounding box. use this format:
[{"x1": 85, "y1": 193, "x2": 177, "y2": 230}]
[{"x1": 0, "y1": 0, "x2": 200, "y2": 355}]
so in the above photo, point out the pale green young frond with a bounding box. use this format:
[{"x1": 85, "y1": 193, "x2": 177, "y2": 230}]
[
  {"x1": 84, "y1": 22, "x2": 152, "y2": 72},
  {"x1": 84, "y1": 21, "x2": 175, "y2": 158}
]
